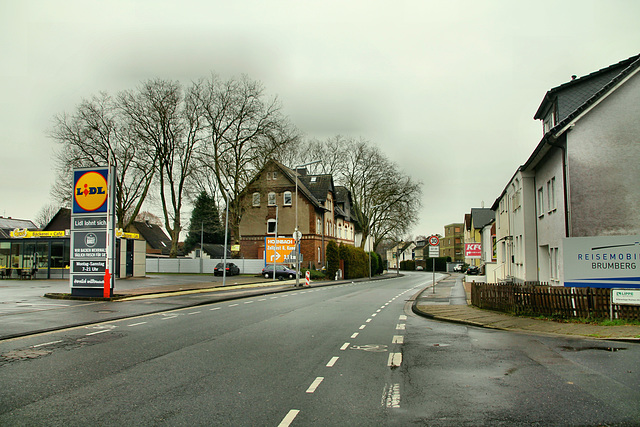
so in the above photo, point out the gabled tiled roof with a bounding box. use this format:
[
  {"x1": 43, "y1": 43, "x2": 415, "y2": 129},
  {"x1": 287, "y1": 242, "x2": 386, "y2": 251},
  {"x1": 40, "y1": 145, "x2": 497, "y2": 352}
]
[
  {"x1": 267, "y1": 159, "x2": 324, "y2": 210},
  {"x1": 43, "y1": 208, "x2": 71, "y2": 232},
  {"x1": 300, "y1": 174, "x2": 334, "y2": 204},
  {"x1": 471, "y1": 208, "x2": 494, "y2": 230},
  {"x1": 132, "y1": 221, "x2": 172, "y2": 251},
  {"x1": 525, "y1": 53, "x2": 640, "y2": 171},
  {"x1": 0, "y1": 216, "x2": 38, "y2": 238},
  {"x1": 534, "y1": 54, "x2": 640, "y2": 123}
]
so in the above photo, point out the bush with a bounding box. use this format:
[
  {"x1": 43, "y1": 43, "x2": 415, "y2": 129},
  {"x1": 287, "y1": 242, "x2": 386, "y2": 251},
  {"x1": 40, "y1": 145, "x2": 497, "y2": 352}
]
[
  {"x1": 326, "y1": 240, "x2": 340, "y2": 280},
  {"x1": 302, "y1": 269, "x2": 326, "y2": 280},
  {"x1": 400, "y1": 260, "x2": 416, "y2": 271},
  {"x1": 338, "y1": 243, "x2": 368, "y2": 279}
]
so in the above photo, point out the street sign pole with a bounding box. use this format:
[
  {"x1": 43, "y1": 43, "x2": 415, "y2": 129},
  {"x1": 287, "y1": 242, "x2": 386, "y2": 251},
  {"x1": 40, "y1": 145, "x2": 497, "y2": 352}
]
[
  {"x1": 428, "y1": 235, "x2": 440, "y2": 294},
  {"x1": 273, "y1": 206, "x2": 278, "y2": 281}
]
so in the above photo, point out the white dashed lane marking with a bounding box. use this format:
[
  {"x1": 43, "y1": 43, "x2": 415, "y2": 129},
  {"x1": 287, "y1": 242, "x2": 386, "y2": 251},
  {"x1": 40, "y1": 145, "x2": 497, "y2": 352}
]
[
  {"x1": 278, "y1": 409, "x2": 300, "y2": 427},
  {"x1": 306, "y1": 377, "x2": 324, "y2": 393},
  {"x1": 326, "y1": 356, "x2": 339, "y2": 367}
]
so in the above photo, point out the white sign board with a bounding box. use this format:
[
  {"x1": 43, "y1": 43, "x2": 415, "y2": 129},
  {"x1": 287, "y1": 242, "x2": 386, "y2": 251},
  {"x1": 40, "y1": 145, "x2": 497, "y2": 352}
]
[
  {"x1": 429, "y1": 245, "x2": 439, "y2": 258},
  {"x1": 563, "y1": 235, "x2": 640, "y2": 288},
  {"x1": 612, "y1": 289, "x2": 640, "y2": 305}
]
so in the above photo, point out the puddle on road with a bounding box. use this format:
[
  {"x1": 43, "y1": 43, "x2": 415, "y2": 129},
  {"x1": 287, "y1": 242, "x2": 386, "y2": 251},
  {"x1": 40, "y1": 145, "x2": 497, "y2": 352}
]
[{"x1": 561, "y1": 346, "x2": 626, "y2": 352}]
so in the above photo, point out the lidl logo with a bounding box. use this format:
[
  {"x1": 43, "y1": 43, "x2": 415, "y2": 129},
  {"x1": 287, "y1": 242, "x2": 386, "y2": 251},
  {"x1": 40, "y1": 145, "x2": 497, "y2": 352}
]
[{"x1": 73, "y1": 170, "x2": 108, "y2": 213}]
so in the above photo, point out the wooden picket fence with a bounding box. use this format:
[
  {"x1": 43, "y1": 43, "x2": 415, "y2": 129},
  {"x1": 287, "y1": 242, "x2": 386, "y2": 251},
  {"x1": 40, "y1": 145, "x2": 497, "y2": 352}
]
[{"x1": 471, "y1": 282, "x2": 640, "y2": 321}]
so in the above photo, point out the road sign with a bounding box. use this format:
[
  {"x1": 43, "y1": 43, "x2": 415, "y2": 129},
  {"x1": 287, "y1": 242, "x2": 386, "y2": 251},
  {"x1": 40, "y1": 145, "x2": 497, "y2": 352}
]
[
  {"x1": 293, "y1": 230, "x2": 302, "y2": 241},
  {"x1": 265, "y1": 237, "x2": 297, "y2": 263},
  {"x1": 429, "y1": 245, "x2": 439, "y2": 258},
  {"x1": 428, "y1": 235, "x2": 440, "y2": 246}
]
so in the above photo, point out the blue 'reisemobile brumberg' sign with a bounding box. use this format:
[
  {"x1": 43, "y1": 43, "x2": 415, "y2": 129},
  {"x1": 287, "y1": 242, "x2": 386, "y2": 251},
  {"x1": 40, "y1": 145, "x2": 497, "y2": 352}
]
[{"x1": 563, "y1": 236, "x2": 640, "y2": 288}]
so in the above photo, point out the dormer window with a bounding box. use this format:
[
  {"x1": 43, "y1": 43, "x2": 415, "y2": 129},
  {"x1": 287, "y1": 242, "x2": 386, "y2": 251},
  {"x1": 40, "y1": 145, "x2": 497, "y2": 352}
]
[{"x1": 543, "y1": 105, "x2": 557, "y2": 134}]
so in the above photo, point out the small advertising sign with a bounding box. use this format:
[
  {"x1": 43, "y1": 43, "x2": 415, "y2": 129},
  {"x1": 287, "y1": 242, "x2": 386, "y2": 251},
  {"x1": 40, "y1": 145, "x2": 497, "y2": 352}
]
[
  {"x1": 564, "y1": 235, "x2": 640, "y2": 288},
  {"x1": 465, "y1": 243, "x2": 482, "y2": 259},
  {"x1": 612, "y1": 289, "x2": 640, "y2": 305},
  {"x1": 265, "y1": 237, "x2": 298, "y2": 263}
]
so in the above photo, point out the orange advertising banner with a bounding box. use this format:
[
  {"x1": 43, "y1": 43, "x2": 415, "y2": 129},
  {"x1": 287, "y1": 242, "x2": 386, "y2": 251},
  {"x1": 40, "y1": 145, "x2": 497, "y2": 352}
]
[{"x1": 265, "y1": 237, "x2": 297, "y2": 263}]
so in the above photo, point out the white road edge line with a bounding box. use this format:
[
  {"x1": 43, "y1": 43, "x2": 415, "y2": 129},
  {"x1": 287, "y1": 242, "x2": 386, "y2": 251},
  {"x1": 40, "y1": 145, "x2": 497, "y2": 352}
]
[
  {"x1": 278, "y1": 409, "x2": 300, "y2": 427},
  {"x1": 306, "y1": 377, "x2": 324, "y2": 393},
  {"x1": 32, "y1": 340, "x2": 63, "y2": 348},
  {"x1": 86, "y1": 329, "x2": 109, "y2": 336},
  {"x1": 210, "y1": 307, "x2": 221, "y2": 311},
  {"x1": 128, "y1": 322, "x2": 147, "y2": 327}
]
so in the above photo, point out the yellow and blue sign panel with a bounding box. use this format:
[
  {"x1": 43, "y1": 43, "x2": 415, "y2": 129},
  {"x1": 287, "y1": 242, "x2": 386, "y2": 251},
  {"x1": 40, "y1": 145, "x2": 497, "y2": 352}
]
[{"x1": 73, "y1": 168, "x2": 109, "y2": 214}]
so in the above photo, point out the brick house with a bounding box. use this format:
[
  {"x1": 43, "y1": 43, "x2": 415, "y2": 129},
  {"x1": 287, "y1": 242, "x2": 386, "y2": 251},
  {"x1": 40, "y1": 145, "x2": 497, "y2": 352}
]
[{"x1": 238, "y1": 159, "x2": 358, "y2": 268}]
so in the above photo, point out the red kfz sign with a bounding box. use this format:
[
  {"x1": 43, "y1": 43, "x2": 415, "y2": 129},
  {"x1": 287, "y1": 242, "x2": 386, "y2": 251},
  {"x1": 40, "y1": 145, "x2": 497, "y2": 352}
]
[{"x1": 465, "y1": 243, "x2": 482, "y2": 259}]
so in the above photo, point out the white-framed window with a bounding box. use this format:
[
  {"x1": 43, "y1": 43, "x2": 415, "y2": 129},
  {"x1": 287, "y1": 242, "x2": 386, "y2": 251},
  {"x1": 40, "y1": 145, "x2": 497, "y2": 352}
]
[
  {"x1": 268, "y1": 192, "x2": 276, "y2": 206},
  {"x1": 550, "y1": 247, "x2": 559, "y2": 280},
  {"x1": 318, "y1": 247, "x2": 321, "y2": 263},
  {"x1": 267, "y1": 219, "x2": 276, "y2": 234},
  {"x1": 537, "y1": 187, "x2": 545, "y2": 217},
  {"x1": 317, "y1": 217, "x2": 322, "y2": 234},
  {"x1": 547, "y1": 177, "x2": 556, "y2": 212},
  {"x1": 272, "y1": 171, "x2": 278, "y2": 180},
  {"x1": 283, "y1": 191, "x2": 292, "y2": 206},
  {"x1": 252, "y1": 192, "x2": 260, "y2": 207}
]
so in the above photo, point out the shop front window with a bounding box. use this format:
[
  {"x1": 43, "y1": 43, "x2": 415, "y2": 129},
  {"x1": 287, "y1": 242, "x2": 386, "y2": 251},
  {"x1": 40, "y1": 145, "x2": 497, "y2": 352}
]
[
  {"x1": 11, "y1": 242, "x2": 22, "y2": 269},
  {"x1": 0, "y1": 242, "x2": 9, "y2": 268}
]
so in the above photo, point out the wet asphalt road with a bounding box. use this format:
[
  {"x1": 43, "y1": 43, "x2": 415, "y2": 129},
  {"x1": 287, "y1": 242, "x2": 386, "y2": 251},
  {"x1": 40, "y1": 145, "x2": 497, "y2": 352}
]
[{"x1": 1, "y1": 272, "x2": 639, "y2": 425}]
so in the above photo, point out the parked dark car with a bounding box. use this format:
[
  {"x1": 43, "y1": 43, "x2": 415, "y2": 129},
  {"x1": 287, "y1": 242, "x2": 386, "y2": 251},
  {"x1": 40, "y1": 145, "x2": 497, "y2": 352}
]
[
  {"x1": 214, "y1": 262, "x2": 240, "y2": 276},
  {"x1": 466, "y1": 265, "x2": 481, "y2": 275},
  {"x1": 262, "y1": 265, "x2": 298, "y2": 280}
]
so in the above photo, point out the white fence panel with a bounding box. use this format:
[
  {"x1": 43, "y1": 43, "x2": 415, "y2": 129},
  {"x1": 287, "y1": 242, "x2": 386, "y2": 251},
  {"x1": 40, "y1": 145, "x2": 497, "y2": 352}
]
[{"x1": 146, "y1": 258, "x2": 268, "y2": 275}]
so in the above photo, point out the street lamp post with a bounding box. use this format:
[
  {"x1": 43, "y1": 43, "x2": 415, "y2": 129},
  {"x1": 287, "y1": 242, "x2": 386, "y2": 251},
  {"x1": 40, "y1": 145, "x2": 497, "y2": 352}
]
[
  {"x1": 295, "y1": 160, "x2": 321, "y2": 287},
  {"x1": 222, "y1": 189, "x2": 230, "y2": 287},
  {"x1": 368, "y1": 203, "x2": 384, "y2": 279}
]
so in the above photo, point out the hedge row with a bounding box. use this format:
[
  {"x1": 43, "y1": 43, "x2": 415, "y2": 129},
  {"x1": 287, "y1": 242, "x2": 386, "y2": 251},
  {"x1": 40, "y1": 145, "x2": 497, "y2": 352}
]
[{"x1": 324, "y1": 241, "x2": 382, "y2": 280}]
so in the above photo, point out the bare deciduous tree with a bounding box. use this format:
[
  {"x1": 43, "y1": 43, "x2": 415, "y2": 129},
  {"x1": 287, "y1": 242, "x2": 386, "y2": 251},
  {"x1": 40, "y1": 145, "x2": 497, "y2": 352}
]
[
  {"x1": 34, "y1": 203, "x2": 61, "y2": 228},
  {"x1": 49, "y1": 93, "x2": 156, "y2": 230},
  {"x1": 291, "y1": 136, "x2": 422, "y2": 250},
  {"x1": 197, "y1": 74, "x2": 300, "y2": 243},
  {"x1": 119, "y1": 79, "x2": 204, "y2": 257}
]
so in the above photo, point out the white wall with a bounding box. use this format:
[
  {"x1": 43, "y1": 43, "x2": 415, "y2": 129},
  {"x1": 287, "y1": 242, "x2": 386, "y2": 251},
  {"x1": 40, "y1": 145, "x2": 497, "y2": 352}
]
[
  {"x1": 535, "y1": 148, "x2": 566, "y2": 285},
  {"x1": 146, "y1": 258, "x2": 267, "y2": 274}
]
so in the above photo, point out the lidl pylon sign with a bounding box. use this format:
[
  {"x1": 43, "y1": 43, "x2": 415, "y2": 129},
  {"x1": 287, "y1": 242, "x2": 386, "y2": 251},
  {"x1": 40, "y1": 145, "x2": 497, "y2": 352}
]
[
  {"x1": 73, "y1": 169, "x2": 109, "y2": 214},
  {"x1": 71, "y1": 167, "x2": 116, "y2": 297}
]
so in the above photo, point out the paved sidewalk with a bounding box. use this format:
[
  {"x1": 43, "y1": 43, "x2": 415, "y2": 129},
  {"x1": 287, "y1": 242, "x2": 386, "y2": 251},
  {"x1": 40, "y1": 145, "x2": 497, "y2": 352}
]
[{"x1": 412, "y1": 275, "x2": 640, "y2": 341}]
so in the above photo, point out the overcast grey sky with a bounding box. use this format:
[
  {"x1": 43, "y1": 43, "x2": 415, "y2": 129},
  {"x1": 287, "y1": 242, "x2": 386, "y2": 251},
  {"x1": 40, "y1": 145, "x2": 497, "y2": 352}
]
[{"x1": 1, "y1": 0, "x2": 639, "y2": 236}]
